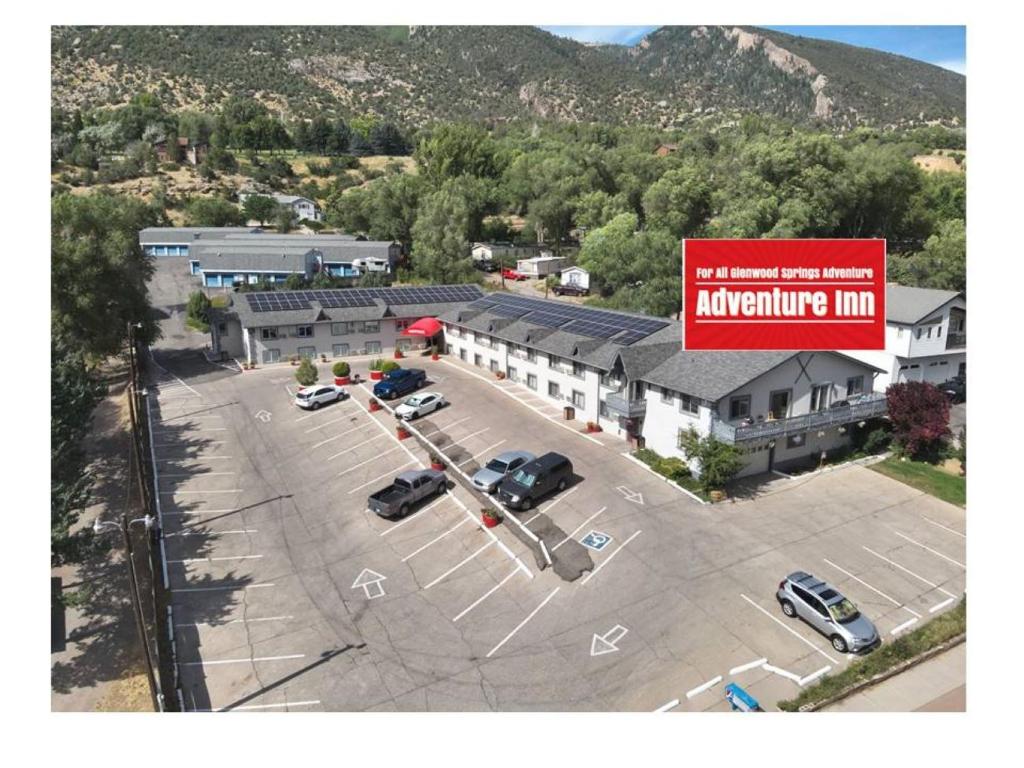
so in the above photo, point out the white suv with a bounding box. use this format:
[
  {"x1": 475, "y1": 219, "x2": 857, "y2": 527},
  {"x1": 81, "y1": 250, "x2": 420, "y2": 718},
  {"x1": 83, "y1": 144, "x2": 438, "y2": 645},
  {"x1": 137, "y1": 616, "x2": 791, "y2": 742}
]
[{"x1": 294, "y1": 384, "x2": 347, "y2": 410}]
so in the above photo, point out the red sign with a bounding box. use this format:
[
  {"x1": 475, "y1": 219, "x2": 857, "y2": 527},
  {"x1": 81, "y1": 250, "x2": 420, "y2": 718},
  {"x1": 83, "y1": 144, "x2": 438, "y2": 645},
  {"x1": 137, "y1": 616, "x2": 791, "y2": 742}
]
[{"x1": 682, "y1": 239, "x2": 886, "y2": 351}]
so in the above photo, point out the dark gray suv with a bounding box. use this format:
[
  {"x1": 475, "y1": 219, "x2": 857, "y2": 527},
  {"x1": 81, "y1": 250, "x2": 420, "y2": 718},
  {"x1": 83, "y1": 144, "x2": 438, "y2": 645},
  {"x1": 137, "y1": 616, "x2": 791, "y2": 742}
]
[{"x1": 776, "y1": 571, "x2": 880, "y2": 654}]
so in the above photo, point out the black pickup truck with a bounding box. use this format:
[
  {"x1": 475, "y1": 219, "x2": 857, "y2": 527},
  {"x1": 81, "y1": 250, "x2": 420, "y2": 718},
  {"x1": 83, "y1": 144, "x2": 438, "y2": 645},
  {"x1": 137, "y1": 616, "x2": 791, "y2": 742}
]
[{"x1": 367, "y1": 469, "x2": 447, "y2": 518}]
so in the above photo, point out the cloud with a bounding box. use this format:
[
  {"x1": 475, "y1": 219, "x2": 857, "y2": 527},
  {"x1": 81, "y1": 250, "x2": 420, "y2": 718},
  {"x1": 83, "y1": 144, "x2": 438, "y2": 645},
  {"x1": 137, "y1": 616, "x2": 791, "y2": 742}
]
[
  {"x1": 932, "y1": 58, "x2": 967, "y2": 75},
  {"x1": 541, "y1": 26, "x2": 657, "y2": 46}
]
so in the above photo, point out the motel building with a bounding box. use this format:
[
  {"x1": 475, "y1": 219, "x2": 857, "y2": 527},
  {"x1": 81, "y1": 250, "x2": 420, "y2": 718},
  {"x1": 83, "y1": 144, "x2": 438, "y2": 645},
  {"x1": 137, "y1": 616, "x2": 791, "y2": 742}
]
[{"x1": 440, "y1": 292, "x2": 887, "y2": 478}]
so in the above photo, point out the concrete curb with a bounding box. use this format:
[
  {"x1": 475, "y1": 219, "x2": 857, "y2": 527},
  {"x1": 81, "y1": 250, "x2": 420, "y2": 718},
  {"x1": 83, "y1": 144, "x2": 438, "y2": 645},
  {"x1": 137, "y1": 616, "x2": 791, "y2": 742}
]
[
  {"x1": 794, "y1": 632, "x2": 966, "y2": 712},
  {"x1": 620, "y1": 451, "x2": 710, "y2": 505}
]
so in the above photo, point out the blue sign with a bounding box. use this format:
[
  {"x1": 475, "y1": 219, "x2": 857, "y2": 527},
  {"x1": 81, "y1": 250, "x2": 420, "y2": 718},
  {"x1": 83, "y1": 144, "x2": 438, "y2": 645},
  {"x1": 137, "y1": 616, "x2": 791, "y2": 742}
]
[{"x1": 581, "y1": 531, "x2": 613, "y2": 552}]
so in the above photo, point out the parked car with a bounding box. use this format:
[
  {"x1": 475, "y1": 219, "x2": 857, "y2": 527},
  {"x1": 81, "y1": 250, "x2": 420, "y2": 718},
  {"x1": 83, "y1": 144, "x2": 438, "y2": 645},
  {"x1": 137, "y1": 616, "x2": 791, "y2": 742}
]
[
  {"x1": 497, "y1": 452, "x2": 573, "y2": 511},
  {"x1": 939, "y1": 375, "x2": 966, "y2": 404},
  {"x1": 367, "y1": 469, "x2": 447, "y2": 518},
  {"x1": 372, "y1": 368, "x2": 427, "y2": 400},
  {"x1": 294, "y1": 384, "x2": 348, "y2": 410},
  {"x1": 471, "y1": 450, "x2": 536, "y2": 494},
  {"x1": 474, "y1": 260, "x2": 499, "y2": 273},
  {"x1": 394, "y1": 392, "x2": 447, "y2": 420},
  {"x1": 502, "y1": 267, "x2": 528, "y2": 281},
  {"x1": 553, "y1": 284, "x2": 588, "y2": 297},
  {"x1": 776, "y1": 571, "x2": 880, "y2": 654}
]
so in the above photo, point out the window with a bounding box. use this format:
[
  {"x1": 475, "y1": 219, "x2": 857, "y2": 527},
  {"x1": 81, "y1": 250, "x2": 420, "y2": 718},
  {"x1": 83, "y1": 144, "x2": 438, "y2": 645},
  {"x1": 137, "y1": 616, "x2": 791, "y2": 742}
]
[
  {"x1": 916, "y1": 328, "x2": 923, "y2": 339},
  {"x1": 261, "y1": 327, "x2": 278, "y2": 341},
  {"x1": 846, "y1": 376, "x2": 864, "y2": 397},
  {"x1": 395, "y1": 319, "x2": 411, "y2": 331},
  {"x1": 937, "y1": 325, "x2": 942, "y2": 338},
  {"x1": 332, "y1": 343, "x2": 349, "y2": 357},
  {"x1": 362, "y1": 321, "x2": 380, "y2": 333},
  {"x1": 787, "y1": 432, "x2": 806, "y2": 450},
  {"x1": 490, "y1": 359, "x2": 499, "y2": 373},
  {"x1": 526, "y1": 373, "x2": 538, "y2": 391},
  {"x1": 729, "y1": 396, "x2": 751, "y2": 421},
  {"x1": 548, "y1": 355, "x2": 559, "y2": 369},
  {"x1": 262, "y1": 348, "x2": 281, "y2": 364},
  {"x1": 680, "y1": 394, "x2": 699, "y2": 415},
  {"x1": 635, "y1": 382, "x2": 646, "y2": 398},
  {"x1": 526, "y1": 348, "x2": 537, "y2": 363},
  {"x1": 661, "y1": 387, "x2": 674, "y2": 404},
  {"x1": 331, "y1": 322, "x2": 352, "y2": 336},
  {"x1": 810, "y1": 384, "x2": 830, "y2": 412},
  {"x1": 297, "y1": 346, "x2": 316, "y2": 359},
  {"x1": 769, "y1": 390, "x2": 790, "y2": 420},
  {"x1": 572, "y1": 390, "x2": 586, "y2": 409},
  {"x1": 459, "y1": 348, "x2": 467, "y2": 362},
  {"x1": 474, "y1": 354, "x2": 483, "y2": 367},
  {"x1": 927, "y1": 326, "x2": 933, "y2": 339},
  {"x1": 296, "y1": 325, "x2": 314, "y2": 338},
  {"x1": 548, "y1": 381, "x2": 561, "y2": 399},
  {"x1": 365, "y1": 341, "x2": 381, "y2": 354},
  {"x1": 572, "y1": 361, "x2": 585, "y2": 379},
  {"x1": 508, "y1": 366, "x2": 518, "y2": 382},
  {"x1": 599, "y1": 400, "x2": 609, "y2": 418}
]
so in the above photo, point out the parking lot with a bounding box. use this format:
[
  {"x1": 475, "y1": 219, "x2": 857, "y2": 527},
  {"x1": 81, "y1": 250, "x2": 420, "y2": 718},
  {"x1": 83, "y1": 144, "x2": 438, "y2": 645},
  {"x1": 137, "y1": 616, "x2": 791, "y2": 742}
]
[{"x1": 142, "y1": 254, "x2": 966, "y2": 712}]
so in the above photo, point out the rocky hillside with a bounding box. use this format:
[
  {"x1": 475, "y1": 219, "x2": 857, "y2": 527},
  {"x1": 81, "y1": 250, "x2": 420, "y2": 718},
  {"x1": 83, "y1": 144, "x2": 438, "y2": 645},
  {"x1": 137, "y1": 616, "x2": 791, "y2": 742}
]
[{"x1": 51, "y1": 25, "x2": 964, "y2": 128}]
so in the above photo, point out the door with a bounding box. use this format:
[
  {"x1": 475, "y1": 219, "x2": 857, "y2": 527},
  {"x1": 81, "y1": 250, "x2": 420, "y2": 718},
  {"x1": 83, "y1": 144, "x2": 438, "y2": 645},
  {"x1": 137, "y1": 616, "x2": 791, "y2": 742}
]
[
  {"x1": 767, "y1": 442, "x2": 775, "y2": 472},
  {"x1": 769, "y1": 390, "x2": 790, "y2": 420}
]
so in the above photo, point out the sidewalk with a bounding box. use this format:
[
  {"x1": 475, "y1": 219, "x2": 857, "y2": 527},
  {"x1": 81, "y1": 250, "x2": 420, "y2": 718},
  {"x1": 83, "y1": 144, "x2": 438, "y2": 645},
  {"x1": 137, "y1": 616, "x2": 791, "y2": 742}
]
[{"x1": 824, "y1": 642, "x2": 966, "y2": 712}]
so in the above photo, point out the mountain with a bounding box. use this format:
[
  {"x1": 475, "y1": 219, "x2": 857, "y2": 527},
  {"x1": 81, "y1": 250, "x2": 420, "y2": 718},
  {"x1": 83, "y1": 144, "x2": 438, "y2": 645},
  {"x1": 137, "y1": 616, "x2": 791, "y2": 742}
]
[{"x1": 50, "y1": 25, "x2": 965, "y2": 129}]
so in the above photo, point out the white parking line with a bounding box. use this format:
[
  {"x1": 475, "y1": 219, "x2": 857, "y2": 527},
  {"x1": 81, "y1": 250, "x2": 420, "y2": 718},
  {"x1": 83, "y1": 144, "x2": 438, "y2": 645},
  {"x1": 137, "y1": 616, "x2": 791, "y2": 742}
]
[
  {"x1": 891, "y1": 530, "x2": 966, "y2": 569},
  {"x1": 453, "y1": 567, "x2": 521, "y2": 622},
  {"x1": 312, "y1": 422, "x2": 368, "y2": 450},
  {"x1": 456, "y1": 439, "x2": 508, "y2": 467},
  {"x1": 686, "y1": 675, "x2": 722, "y2": 699},
  {"x1": 890, "y1": 618, "x2": 919, "y2": 635},
  {"x1": 154, "y1": 370, "x2": 202, "y2": 399},
  {"x1": 654, "y1": 700, "x2": 680, "y2": 712},
  {"x1": 168, "y1": 555, "x2": 264, "y2": 564},
  {"x1": 160, "y1": 471, "x2": 235, "y2": 478},
  {"x1": 400, "y1": 518, "x2": 471, "y2": 562},
  {"x1": 762, "y1": 663, "x2": 802, "y2": 684},
  {"x1": 729, "y1": 658, "x2": 768, "y2": 675},
  {"x1": 799, "y1": 666, "x2": 832, "y2": 686},
  {"x1": 485, "y1": 587, "x2": 560, "y2": 658},
  {"x1": 438, "y1": 427, "x2": 490, "y2": 452},
  {"x1": 739, "y1": 594, "x2": 839, "y2": 665},
  {"x1": 862, "y1": 546, "x2": 957, "y2": 598},
  {"x1": 159, "y1": 489, "x2": 242, "y2": 495},
  {"x1": 550, "y1": 507, "x2": 607, "y2": 550},
  {"x1": 822, "y1": 558, "x2": 922, "y2": 618},
  {"x1": 305, "y1": 410, "x2": 359, "y2": 433},
  {"x1": 182, "y1": 654, "x2": 304, "y2": 667},
  {"x1": 294, "y1": 408, "x2": 324, "y2": 423},
  {"x1": 929, "y1": 597, "x2": 956, "y2": 613},
  {"x1": 424, "y1": 541, "x2": 496, "y2": 589},
  {"x1": 337, "y1": 446, "x2": 401, "y2": 476},
  {"x1": 153, "y1": 427, "x2": 228, "y2": 433},
  {"x1": 162, "y1": 508, "x2": 240, "y2": 518},
  {"x1": 378, "y1": 495, "x2": 450, "y2": 536},
  {"x1": 165, "y1": 529, "x2": 257, "y2": 537},
  {"x1": 157, "y1": 456, "x2": 234, "y2": 462},
  {"x1": 171, "y1": 583, "x2": 274, "y2": 593},
  {"x1": 921, "y1": 516, "x2": 966, "y2": 539},
  {"x1": 524, "y1": 485, "x2": 581, "y2": 525},
  {"x1": 327, "y1": 435, "x2": 388, "y2": 462},
  {"x1": 346, "y1": 460, "x2": 417, "y2": 493},
  {"x1": 579, "y1": 530, "x2": 641, "y2": 586},
  {"x1": 176, "y1": 616, "x2": 291, "y2": 628},
  {"x1": 214, "y1": 700, "x2": 321, "y2": 712},
  {"x1": 153, "y1": 441, "x2": 227, "y2": 449},
  {"x1": 420, "y1": 416, "x2": 471, "y2": 438}
]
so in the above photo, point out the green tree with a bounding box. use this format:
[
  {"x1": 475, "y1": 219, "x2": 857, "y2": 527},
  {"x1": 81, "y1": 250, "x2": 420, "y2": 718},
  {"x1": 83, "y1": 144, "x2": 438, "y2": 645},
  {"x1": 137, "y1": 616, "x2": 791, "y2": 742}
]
[
  {"x1": 185, "y1": 196, "x2": 245, "y2": 227},
  {"x1": 678, "y1": 428, "x2": 745, "y2": 494},
  {"x1": 888, "y1": 219, "x2": 966, "y2": 293},
  {"x1": 415, "y1": 123, "x2": 500, "y2": 184},
  {"x1": 284, "y1": 273, "x2": 307, "y2": 290},
  {"x1": 642, "y1": 163, "x2": 712, "y2": 238},
  {"x1": 51, "y1": 192, "x2": 159, "y2": 358},
  {"x1": 295, "y1": 357, "x2": 318, "y2": 386},
  {"x1": 243, "y1": 194, "x2": 279, "y2": 226},
  {"x1": 186, "y1": 291, "x2": 212, "y2": 332},
  {"x1": 274, "y1": 204, "x2": 296, "y2": 233},
  {"x1": 410, "y1": 184, "x2": 477, "y2": 283}
]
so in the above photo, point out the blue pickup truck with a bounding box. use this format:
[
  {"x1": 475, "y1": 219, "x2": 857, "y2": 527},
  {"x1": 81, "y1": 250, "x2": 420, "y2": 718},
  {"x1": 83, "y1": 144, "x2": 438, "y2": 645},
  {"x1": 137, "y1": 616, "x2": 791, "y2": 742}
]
[{"x1": 372, "y1": 368, "x2": 427, "y2": 400}]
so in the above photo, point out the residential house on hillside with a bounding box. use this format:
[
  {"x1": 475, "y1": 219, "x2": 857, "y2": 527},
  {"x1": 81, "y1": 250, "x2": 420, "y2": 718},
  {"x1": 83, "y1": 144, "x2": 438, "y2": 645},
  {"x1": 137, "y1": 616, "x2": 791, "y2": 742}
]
[
  {"x1": 239, "y1": 192, "x2": 324, "y2": 223},
  {"x1": 843, "y1": 284, "x2": 966, "y2": 390},
  {"x1": 153, "y1": 136, "x2": 208, "y2": 166},
  {"x1": 516, "y1": 255, "x2": 568, "y2": 278},
  {"x1": 560, "y1": 266, "x2": 591, "y2": 292},
  {"x1": 471, "y1": 242, "x2": 542, "y2": 266},
  {"x1": 440, "y1": 293, "x2": 885, "y2": 478}
]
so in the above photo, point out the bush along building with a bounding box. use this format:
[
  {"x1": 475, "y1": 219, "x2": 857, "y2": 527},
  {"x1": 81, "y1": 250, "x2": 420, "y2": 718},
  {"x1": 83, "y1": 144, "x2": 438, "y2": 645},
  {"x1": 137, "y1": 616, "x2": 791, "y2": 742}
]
[
  {"x1": 210, "y1": 285, "x2": 483, "y2": 365},
  {"x1": 439, "y1": 292, "x2": 886, "y2": 479},
  {"x1": 138, "y1": 228, "x2": 400, "y2": 285},
  {"x1": 843, "y1": 284, "x2": 966, "y2": 390}
]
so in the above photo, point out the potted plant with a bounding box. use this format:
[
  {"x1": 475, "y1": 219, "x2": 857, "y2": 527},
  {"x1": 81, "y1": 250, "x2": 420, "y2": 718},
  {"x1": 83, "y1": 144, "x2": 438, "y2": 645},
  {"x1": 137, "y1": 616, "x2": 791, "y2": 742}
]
[
  {"x1": 495, "y1": 370, "x2": 506, "y2": 380},
  {"x1": 481, "y1": 508, "x2": 501, "y2": 529},
  {"x1": 320, "y1": 353, "x2": 328, "y2": 363},
  {"x1": 369, "y1": 359, "x2": 385, "y2": 381},
  {"x1": 289, "y1": 355, "x2": 299, "y2": 366},
  {"x1": 585, "y1": 421, "x2": 602, "y2": 433},
  {"x1": 368, "y1": 397, "x2": 382, "y2": 412},
  {"x1": 396, "y1": 423, "x2": 411, "y2": 440},
  {"x1": 332, "y1": 360, "x2": 351, "y2": 386},
  {"x1": 381, "y1": 360, "x2": 401, "y2": 375},
  {"x1": 431, "y1": 343, "x2": 440, "y2": 362},
  {"x1": 709, "y1": 489, "x2": 727, "y2": 503},
  {"x1": 394, "y1": 348, "x2": 404, "y2": 360},
  {"x1": 429, "y1": 452, "x2": 446, "y2": 471}
]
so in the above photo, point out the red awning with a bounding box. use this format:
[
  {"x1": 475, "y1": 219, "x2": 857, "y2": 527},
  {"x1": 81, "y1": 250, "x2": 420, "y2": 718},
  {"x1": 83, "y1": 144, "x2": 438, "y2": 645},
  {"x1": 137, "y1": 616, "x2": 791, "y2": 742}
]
[{"x1": 401, "y1": 317, "x2": 443, "y2": 337}]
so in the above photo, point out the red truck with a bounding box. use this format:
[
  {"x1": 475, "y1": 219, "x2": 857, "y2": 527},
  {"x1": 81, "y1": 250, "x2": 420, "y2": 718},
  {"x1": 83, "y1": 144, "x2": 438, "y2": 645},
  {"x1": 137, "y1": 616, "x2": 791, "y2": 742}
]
[{"x1": 502, "y1": 267, "x2": 529, "y2": 281}]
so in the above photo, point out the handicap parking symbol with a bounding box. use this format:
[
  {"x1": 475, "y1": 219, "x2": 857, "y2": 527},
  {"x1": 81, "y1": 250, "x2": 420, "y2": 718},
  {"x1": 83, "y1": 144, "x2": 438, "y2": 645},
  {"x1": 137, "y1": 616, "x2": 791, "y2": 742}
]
[{"x1": 581, "y1": 531, "x2": 613, "y2": 552}]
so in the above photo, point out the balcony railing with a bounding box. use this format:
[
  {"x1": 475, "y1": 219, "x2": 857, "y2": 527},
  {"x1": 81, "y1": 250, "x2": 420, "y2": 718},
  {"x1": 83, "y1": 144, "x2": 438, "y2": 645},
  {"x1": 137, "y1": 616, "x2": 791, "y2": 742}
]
[
  {"x1": 709, "y1": 393, "x2": 888, "y2": 444},
  {"x1": 605, "y1": 392, "x2": 647, "y2": 418},
  {"x1": 946, "y1": 332, "x2": 966, "y2": 350}
]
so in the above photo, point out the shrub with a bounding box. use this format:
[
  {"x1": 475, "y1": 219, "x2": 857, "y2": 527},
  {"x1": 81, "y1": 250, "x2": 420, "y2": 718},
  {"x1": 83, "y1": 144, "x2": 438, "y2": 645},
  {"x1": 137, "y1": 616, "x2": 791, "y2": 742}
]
[
  {"x1": 678, "y1": 427, "x2": 744, "y2": 494},
  {"x1": 654, "y1": 457, "x2": 691, "y2": 483},
  {"x1": 295, "y1": 357, "x2": 318, "y2": 386},
  {"x1": 332, "y1": 360, "x2": 350, "y2": 378},
  {"x1": 368, "y1": 358, "x2": 384, "y2": 371},
  {"x1": 185, "y1": 291, "x2": 212, "y2": 332},
  {"x1": 380, "y1": 360, "x2": 400, "y2": 374},
  {"x1": 886, "y1": 382, "x2": 951, "y2": 460}
]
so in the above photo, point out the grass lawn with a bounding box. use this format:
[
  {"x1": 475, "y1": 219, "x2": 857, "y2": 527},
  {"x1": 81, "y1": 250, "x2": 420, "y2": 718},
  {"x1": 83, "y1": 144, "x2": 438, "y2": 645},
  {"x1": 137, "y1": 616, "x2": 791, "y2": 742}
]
[{"x1": 870, "y1": 457, "x2": 966, "y2": 507}]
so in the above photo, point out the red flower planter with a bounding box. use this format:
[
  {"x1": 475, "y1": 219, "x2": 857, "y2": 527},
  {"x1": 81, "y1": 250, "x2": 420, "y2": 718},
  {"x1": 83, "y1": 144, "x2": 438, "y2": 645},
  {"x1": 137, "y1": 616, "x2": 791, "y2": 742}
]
[
  {"x1": 482, "y1": 513, "x2": 500, "y2": 528},
  {"x1": 369, "y1": 400, "x2": 381, "y2": 412},
  {"x1": 431, "y1": 354, "x2": 440, "y2": 361},
  {"x1": 334, "y1": 376, "x2": 351, "y2": 386},
  {"x1": 370, "y1": 370, "x2": 384, "y2": 381},
  {"x1": 430, "y1": 462, "x2": 445, "y2": 471},
  {"x1": 394, "y1": 350, "x2": 404, "y2": 360},
  {"x1": 396, "y1": 426, "x2": 411, "y2": 440}
]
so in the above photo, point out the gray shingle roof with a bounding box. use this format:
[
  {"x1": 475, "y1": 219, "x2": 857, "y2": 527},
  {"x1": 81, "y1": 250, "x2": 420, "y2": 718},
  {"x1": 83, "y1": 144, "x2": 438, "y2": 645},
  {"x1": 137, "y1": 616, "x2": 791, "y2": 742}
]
[
  {"x1": 192, "y1": 244, "x2": 314, "y2": 272},
  {"x1": 139, "y1": 226, "x2": 260, "y2": 245},
  {"x1": 886, "y1": 285, "x2": 963, "y2": 325}
]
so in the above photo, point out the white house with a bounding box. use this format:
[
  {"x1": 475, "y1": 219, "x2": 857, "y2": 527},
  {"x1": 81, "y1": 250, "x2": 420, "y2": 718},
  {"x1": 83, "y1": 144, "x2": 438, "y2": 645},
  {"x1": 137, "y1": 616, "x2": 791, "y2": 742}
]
[
  {"x1": 516, "y1": 255, "x2": 567, "y2": 278},
  {"x1": 560, "y1": 266, "x2": 590, "y2": 291},
  {"x1": 239, "y1": 192, "x2": 324, "y2": 223},
  {"x1": 843, "y1": 284, "x2": 966, "y2": 390},
  {"x1": 440, "y1": 293, "x2": 885, "y2": 478},
  {"x1": 471, "y1": 242, "x2": 541, "y2": 265}
]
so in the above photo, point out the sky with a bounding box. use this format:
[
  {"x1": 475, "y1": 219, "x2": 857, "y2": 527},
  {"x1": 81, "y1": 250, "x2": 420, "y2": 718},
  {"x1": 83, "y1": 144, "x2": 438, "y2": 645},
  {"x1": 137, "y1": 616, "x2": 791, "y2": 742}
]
[{"x1": 540, "y1": 25, "x2": 966, "y2": 74}]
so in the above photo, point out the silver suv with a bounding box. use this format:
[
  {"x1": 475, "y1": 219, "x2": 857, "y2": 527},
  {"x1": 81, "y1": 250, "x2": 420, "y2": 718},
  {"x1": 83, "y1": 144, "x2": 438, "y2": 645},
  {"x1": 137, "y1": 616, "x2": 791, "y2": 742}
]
[{"x1": 776, "y1": 571, "x2": 880, "y2": 654}]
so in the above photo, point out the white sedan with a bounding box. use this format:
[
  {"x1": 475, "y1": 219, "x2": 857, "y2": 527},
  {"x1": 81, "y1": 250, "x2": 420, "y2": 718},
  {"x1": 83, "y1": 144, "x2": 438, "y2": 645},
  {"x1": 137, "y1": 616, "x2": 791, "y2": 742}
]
[
  {"x1": 395, "y1": 392, "x2": 447, "y2": 420},
  {"x1": 294, "y1": 384, "x2": 347, "y2": 410}
]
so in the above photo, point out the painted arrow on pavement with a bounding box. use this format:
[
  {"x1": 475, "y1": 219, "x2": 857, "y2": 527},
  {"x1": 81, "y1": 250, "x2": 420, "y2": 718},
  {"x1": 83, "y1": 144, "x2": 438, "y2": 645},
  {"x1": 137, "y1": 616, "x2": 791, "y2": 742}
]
[
  {"x1": 590, "y1": 624, "x2": 629, "y2": 656},
  {"x1": 351, "y1": 568, "x2": 387, "y2": 599},
  {"x1": 615, "y1": 486, "x2": 644, "y2": 505}
]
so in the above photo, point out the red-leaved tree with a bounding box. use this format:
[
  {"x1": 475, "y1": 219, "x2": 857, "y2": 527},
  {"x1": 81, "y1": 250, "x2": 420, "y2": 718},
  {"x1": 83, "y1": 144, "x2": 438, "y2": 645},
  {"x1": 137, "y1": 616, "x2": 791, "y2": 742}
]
[{"x1": 886, "y1": 382, "x2": 951, "y2": 459}]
